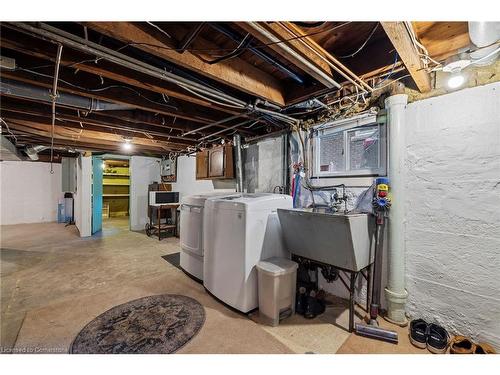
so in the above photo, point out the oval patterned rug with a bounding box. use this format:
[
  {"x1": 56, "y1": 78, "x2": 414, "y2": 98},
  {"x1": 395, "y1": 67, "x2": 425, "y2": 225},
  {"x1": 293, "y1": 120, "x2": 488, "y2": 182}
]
[{"x1": 70, "y1": 294, "x2": 205, "y2": 354}]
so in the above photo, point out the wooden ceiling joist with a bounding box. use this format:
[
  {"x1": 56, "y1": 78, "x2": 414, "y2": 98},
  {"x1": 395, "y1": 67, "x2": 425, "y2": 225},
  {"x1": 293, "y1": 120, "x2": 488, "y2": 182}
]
[
  {"x1": 83, "y1": 22, "x2": 286, "y2": 105},
  {"x1": 237, "y1": 22, "x2": 339, "y2": 89},
  {"x1": 5, "y1": 120, "x2": 182, "y2": 152},
  {"x1": 0, "y1": 105, "x2": 198, "y2": 146},
  {"x1": 381, "y1": 22, "x2": 432, "y2": 93},
  {"x1": 0, "y1": 33, "x2": 243, "y2": 117}
]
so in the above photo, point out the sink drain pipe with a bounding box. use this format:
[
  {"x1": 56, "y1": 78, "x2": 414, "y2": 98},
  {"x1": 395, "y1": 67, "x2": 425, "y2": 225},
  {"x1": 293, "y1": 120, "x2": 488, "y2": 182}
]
[{"x1": 384, "y1": 94, "x2": 409, "y2": 326}]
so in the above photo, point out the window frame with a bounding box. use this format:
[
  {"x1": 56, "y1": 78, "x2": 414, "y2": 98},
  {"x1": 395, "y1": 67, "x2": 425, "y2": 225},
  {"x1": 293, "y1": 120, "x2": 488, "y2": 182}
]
[{"x1": 312, "y1": 114, "x2": 387, "y2": 178}]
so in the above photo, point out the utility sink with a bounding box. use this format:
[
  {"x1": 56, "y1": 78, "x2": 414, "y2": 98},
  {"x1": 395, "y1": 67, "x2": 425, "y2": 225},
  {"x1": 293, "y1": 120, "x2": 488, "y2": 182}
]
[{"x1": 277, "y1": 209, "x2": 375, "y2": 272}]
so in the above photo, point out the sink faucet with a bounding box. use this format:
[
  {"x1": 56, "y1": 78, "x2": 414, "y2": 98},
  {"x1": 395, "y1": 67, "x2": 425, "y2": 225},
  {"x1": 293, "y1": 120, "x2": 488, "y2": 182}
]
[{"x1": 329, "y1": 188, "x2": 348, "y2": 213}]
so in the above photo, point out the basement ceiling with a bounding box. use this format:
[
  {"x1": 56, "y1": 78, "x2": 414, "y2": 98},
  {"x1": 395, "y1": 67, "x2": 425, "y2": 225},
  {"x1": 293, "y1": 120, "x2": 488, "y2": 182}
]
[{"x1": 0, "y1": 21, "x2": 471, "y2": 158}]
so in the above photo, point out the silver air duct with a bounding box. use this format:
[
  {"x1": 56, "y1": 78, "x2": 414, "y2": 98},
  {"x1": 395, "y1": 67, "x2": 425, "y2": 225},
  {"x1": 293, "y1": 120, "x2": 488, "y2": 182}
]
[
  {"x1": 233, "y1": 133, "x2": 244, "y2": 192},
  {"x1": 24, "y1": 145, "x2": 48, "y2": 160},
  {"x1": 0, "y1": 79, "x2": 132, "y2": 111},
  {"x1": 468, "y1": 22, "x2": 500, "y2": 66}
]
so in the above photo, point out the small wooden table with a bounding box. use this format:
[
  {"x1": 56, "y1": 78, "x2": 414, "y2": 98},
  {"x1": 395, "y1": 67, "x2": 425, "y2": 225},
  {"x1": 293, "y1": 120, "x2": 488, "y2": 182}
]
[{"x1": 146, "y1": 203, "x2": 180, "y2": 241}]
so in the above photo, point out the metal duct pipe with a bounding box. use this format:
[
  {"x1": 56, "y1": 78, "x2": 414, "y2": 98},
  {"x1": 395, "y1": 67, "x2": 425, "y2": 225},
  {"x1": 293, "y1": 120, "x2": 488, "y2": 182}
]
[
  {"x1": 233, "y1": 133, "x2": 244, "y2": 192},
  {"x1": 0, "y1": 79, "x2": 132, "y2": 111},
  {"x1": 9, "y1": 22, "x2": 248, "y2": 109},
  {"x1": 209, "y1": 23, "x2": 307, "y2": 85},
  {"x1": 468, "y1": 22, "x2": 500, "y2": 66},
  {"x1": 246, "y1": 22, "x2": 341, "y2": 89},
  {"x1": 384, "y1": 94, "x2": 409, "y2": 325},
  {"x1": 282, "y1": 132, "x2": 289, "y2": 194},
  {"x1": 7, "y1": 23, "x2": 301, "y2": 132},
  {"x1": 25, "y1": 145, "x2": 48, "y2": 160}
]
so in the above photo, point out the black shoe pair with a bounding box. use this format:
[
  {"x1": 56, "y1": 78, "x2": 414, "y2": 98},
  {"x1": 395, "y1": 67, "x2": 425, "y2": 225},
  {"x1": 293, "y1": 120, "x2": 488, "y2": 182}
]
[
  {"x1": 409, "y1": 319, "x2": 449, "y2": 353},
  {"x1": 296, "y1": 288, "x2": 326, "y2": 319}
]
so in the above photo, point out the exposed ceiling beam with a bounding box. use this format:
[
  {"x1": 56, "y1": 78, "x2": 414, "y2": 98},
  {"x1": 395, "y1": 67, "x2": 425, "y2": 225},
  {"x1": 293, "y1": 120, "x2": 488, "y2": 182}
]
[
  {"x1": 0, "y1": 70, "x2": 228, "y2": 129},
  {"x1": 412, "y1": 22, "x2": 470, "y2": 62},
  {"x1": 83, "y1": 22, "x2": 286, "y2": 105},
  {"x1": 237, "y1": 22, "x2": 340, "y2": 89},
  {"x1": 381, "y1": 22, "x2": 432, "y2": 92},
  {"x1": 0, "y1": 31, "x2": 243, "y2": 116},
  {"x1": 0, "y1": 95, "x2": 256, "y2": 139},
  {"x1": 4, "y1": 119, "x2": 181, "y2": 152},
  {"x1": 0, "y1": 102, "x2": 198, "y2": 146}
]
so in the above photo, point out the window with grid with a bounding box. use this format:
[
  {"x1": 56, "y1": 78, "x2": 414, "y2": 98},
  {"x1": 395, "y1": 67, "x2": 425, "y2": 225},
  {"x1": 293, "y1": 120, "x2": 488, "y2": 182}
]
[{"x1": 313, "y1": 117, "x2": 386, "y2": 177}]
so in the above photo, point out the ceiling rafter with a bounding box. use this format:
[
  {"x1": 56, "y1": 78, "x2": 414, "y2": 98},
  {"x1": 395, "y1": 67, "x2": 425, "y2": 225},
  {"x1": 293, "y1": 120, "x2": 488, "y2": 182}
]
[
  {"x1": 83, "y1": 22, "x2": 286, "y2": 105},
  {"x1": 381, "y1": 22, "x2": 432, "y2": 92}
]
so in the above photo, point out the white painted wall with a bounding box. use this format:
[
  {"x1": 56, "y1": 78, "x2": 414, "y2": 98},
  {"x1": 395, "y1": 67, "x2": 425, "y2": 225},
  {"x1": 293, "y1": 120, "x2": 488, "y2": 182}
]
[
  {"x1": 404, "y1": 82, "x2": 500, "y2": 349},
  {"x1": 74, "y1": 155, "x2": 92, "y2": 237},
  {"x1": 171, "y1": 155, "x2": 235, "y2": 201},
  {"x1": 129, "y1": 156, "x2": 162, "y2": 231},
  {"x1": 0, "y1": 161, "x2": 62, "y2": 225}
]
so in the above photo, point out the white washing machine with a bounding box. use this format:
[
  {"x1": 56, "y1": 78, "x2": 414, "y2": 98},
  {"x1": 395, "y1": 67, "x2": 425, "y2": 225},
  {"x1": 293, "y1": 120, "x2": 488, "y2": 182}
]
[
  {"x1": 203, "y1": 193, "x2": 293, "y2": 313},
  {"x1": 179, "y1": 192, "x2": 237, "y2": 280}
]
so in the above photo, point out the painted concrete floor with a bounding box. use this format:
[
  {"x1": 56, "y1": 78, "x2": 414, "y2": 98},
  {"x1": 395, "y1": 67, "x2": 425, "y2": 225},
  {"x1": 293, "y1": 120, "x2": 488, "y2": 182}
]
[{"x1": 1, "y1": 218, "x2": 419, "y2": 354}]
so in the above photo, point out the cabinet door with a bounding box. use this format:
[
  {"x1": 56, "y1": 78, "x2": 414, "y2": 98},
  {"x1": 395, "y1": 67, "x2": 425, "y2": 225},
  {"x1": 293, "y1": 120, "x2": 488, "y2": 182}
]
[
  {"x1": 208, "y1": 147, "x2": 224, "y2": 177},
  {"x1": 196, "y1": 150, "x2": 209, "y2": 179}
]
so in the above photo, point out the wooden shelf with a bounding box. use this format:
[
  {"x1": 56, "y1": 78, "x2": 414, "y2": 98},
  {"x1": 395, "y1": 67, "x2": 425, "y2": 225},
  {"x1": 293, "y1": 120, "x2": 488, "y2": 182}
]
[
  {"x1": 103, "y1": 194, "x2": 130, "y2": 197},
  {"x1": 103, "y1": 173, "x2": 130, "y2": 177}
]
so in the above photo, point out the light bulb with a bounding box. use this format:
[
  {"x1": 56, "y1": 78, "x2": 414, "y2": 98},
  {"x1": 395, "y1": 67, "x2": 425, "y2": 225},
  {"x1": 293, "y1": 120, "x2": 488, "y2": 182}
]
[
  {"x1": 447, "y1": 72, "x2": 465, "y2": 89},
  {"x1": 122, "y1": 142, "x2": 132, "y2": 151}
]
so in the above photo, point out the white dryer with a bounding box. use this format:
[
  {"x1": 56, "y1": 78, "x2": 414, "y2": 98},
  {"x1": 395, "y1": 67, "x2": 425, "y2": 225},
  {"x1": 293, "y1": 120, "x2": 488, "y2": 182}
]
[
  {"x1": 179, "y1": 192, "x2": 238, "y2": 280},
  {"x1": 203, "y1": 193, "x2": 292, "y2": 313}
]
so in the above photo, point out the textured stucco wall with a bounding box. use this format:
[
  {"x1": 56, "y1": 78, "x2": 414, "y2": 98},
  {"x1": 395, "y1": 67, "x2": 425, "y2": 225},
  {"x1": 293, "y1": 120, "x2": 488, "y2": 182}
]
[{"x1": 404, "y1": 82, "x2": 500, "y2": 349}]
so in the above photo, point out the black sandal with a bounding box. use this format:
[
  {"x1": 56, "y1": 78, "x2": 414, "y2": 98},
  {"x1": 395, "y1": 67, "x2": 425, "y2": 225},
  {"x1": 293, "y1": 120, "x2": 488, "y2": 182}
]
[
  {"x1": 409, "y1": 319, "x2": 428, "y2": 349},
  {"x1": 427, "y1": 323, "x2": 449, "y2": 354}
]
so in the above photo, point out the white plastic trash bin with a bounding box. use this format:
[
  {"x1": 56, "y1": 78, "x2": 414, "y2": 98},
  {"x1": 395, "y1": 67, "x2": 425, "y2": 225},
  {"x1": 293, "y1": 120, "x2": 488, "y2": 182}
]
[{"x1": 256, "y1": 257, "x2": 298, "y2": 326}]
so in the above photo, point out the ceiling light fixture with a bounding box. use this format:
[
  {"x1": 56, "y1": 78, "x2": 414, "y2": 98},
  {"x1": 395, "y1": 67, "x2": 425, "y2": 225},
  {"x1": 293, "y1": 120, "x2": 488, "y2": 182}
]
[
  {"x1": 122, "y1": 137, "x2": 133, "y2": 151},
  {"x1": 447, "y1": 72, "x2": 465, "y2": 89},
  {"x1": 442, "y1": 56, "x2": 469, "y2": 90}
]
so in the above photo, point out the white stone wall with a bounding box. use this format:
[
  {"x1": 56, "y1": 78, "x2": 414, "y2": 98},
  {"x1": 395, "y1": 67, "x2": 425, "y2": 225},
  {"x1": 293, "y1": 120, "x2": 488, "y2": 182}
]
[
  {"x1": 0, "y1": 161, "x2": 62, "y2": 225},
  {"x1": 404, "y1": 82, "x2": 500, "y2": 349}
]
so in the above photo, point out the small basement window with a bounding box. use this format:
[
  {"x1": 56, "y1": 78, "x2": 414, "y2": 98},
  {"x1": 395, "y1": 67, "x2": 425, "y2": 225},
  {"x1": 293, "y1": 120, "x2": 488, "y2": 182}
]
[{"x1": 312, "y1": 115, "x2": 386, "y2": 177}]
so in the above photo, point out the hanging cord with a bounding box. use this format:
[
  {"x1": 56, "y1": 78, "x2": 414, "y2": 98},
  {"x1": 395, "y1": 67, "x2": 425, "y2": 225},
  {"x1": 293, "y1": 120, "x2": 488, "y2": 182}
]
[
  {"x1": 0, "y1": 118, "x2": 18, "y2": 144},
  {"x1": 49, "y1": 43, "x2": 63, "y2": 174},
  {"x1": 339, "y1": 23, "x2": 379, "y2": 59}
]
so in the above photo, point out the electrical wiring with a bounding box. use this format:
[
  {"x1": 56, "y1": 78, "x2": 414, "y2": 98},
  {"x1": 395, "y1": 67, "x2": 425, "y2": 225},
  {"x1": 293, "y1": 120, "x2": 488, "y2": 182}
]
[
  {"x1": 468, "y1": 46, "x2": 500, "y2": 66},
  {"x1": 403, "y1": 21, "x2": 442, "y2": 70},
  {"x1": 146, "y1": 22, "x2": 172, "y2": 39},
  {"x1": 338, "y1": 23, "x2": 379, "y2": 59},
  {"x1": 195, "y1": 33, "x2": 251, "y2": 64},
  {"x1": 0, "y1": 118, "x2": 18, "y2": 144},
  {"x1": 110, "y1": 22, "x2": 352, "y2": 55},
  {"x1": 374, "y1": 52, "x2": 399, "y2": 87}
]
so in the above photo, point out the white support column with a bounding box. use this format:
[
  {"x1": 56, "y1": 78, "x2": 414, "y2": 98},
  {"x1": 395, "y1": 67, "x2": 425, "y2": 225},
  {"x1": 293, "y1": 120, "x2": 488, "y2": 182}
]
[{"x1": 384, "y1": 94, "x2": 409, "y2": 325}]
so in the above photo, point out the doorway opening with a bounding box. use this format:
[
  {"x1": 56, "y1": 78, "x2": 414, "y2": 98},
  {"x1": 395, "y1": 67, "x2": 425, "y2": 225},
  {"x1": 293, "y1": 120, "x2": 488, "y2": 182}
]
[
  {"x1": 92, "y1": 155, "x2": 131, "y2": 235},
  {"x1": 102, "y1": 159, "x2": 130, "y2": 231}
]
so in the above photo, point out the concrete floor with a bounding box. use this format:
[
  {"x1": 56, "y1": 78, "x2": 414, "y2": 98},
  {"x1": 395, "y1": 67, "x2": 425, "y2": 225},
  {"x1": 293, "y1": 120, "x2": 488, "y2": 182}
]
[{"x1": 1, "y1": 218, "x2": 420, "y2": 354}]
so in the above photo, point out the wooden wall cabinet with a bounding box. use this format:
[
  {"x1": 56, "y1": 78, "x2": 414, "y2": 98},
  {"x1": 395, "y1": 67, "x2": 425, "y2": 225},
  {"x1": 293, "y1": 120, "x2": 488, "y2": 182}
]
[
  {"x1": 196, "y1": 145, "x2": 234, "y2": 180},
  {"x1": 196, "y1": 149, "x2": 209, "y2": 179}
]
